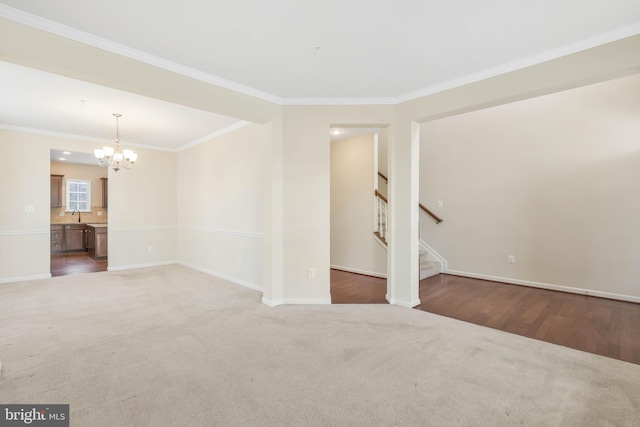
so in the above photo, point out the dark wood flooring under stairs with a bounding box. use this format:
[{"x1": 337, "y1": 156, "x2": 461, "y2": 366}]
[
  {"x1": 330, "y1": 269, "x2": 640, "y2": 365},
  {"x1": 51, "y1": 252, "x2": 107, "y2": 277}
]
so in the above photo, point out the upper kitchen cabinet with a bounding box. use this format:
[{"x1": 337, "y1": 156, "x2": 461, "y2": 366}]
[
  {"x1": 101, "y1": 178, "x2": 108, "y2": 208},
  {"x1": 51, "y1": 174, "x2": 64, "y2": 208}
]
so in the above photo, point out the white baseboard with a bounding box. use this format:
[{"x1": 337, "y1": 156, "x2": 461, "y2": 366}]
[
  {"x1": 385, "y1": 294, "x2": 421, "y2": 308},
  {"x1": 419, "y1": 240, "x2": 447, "y2": 271},
  {"x1": 283, "y1": 298, "x2": 332, "y2": 305},
  {"x1": 107, "y1": 261, "x2": 176, "y2": 272},
  {"x1": 445, "y1": 269, "x2": 640, "y2": 304},
  {"x1": 0, "y1": 273, "x2": 51, "y2": 285},
  {"x1": 177, "y1": 261, "x2": 263, "y2": 292},
  {"x1": 330, "y1": 265, "x2": 386, "y2": 279},
  {"x1": 261, "y1": 297, "x2": 282, "y2": 307},
  {"x1": 261, "y1": 297, "x2": 331, "y2": 306}
]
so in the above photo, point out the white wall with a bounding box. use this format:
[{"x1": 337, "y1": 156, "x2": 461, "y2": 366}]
[
  {"x1": 420, "y1": 73, "x2": 640, "y2": 301},
  {"x1": 177, "y1": 123, "x2": 264, "y2": 290},
  {"x1": 331, "y1": 133, "x2": 387, "y2": 277}
]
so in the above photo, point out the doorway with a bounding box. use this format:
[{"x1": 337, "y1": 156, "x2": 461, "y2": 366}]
[
  {"x1": 50, "y1": 149, "x2": 108, "y2": 277},
  {"x1": 329, "y1": 126, "x2": 388, "y2": 302}
]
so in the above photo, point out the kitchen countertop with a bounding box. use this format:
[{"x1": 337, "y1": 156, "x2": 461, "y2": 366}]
[{"x1": 51, "y1": 222, "x2": 107, "y2": 226}]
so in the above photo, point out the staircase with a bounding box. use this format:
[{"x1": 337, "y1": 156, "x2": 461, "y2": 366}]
[
  {"x1": 374, "y1": 189, "x2": 443, "y2": 280},
  {"x1": 420, "y1": 248, "x2": 441, "y2": 280}
]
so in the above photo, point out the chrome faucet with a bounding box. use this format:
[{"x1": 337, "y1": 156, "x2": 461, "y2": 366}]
[{"x1": 72, "y1": 209, "x2": 81, "y2": 223}]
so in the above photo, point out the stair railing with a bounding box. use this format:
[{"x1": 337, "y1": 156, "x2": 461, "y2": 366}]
[
  {"x1": 419, "y1": 203, "x2": 443, "y2": 224},
  {"x1": 373, "y1": 185, "x2": 442, "y2": 246},
  {"x1": 374, "y1": 189, "x2": 388, "y2": 244}
]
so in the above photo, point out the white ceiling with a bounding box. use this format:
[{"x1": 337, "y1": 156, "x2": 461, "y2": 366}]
[
  {"x1": 0, "y1": 61, "x2": 244, "y2": 150},
  {"x1": 50, "y1": 149, "x2": 100, "y2": 166},
  {"x1": 1, "y1": 1, "x2": 640, "y2": 149},
  {"x1": 330, "y1": 128, "x2": 380, "y2": 143}
]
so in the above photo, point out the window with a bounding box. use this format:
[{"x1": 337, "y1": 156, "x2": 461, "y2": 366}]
[{"x1": 66, "y1": 179, "x2": 91, "y2": 212}]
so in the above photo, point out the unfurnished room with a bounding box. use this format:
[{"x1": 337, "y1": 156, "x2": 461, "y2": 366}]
[{"x1": 1, "y1": 1, "x2": 640, "y2": 426}]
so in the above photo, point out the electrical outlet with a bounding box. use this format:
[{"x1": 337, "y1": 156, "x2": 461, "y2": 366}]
[
  {"x1": 308, "y1": 268, "x2": 316, "y2": 279},
  {"x1": 97, "y1": 211, "x2": 102, "y2": 216},
  {"x1": 148, "y1": 245, "x2": 154, "y2": 252},
  {"x1": 236, "y1": 256, "x2": 242, "y2": 265},
  {"x1": 508, "y1": 255, "x2": 516, "y2": 264},
  {"x1": 437, "y1": 200, "x2": 443, "y2": 208},
  {"x1": 24, "y1": 205, "x2": 34, "y2": 213}
]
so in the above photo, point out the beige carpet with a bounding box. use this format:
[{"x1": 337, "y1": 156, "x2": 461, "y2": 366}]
[{"x1": 0, "y1": 265, "x2": 639, "y2": 426}]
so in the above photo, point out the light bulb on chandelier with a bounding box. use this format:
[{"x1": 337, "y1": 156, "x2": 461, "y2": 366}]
[{"x1": 94, "y1": 113, "x2": 137, "y2": 172}]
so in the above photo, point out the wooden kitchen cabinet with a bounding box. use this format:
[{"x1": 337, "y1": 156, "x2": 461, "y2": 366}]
[
  {"x1": 51, "y1": 224, "x2": 63, "y2": 253},
  {"x1": 95, "y1": 228, "x2": 108, "y2": 260},
  {"x1": 51, "y1": 175, "x2": 64, "y2": 208},
  {"x1": 101, "y1": 177, "x2": 108, "y2": 208},
  {"x1": 88, "y1": 225, "x2": 108, "y2": 260},
  {"x1": 64, "y1": 224, "x2": 88, "y2": 252}
]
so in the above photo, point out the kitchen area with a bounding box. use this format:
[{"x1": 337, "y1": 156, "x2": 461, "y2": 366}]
[{"x1": 50, "y1": 151, "x2": 108, "y2": 277}]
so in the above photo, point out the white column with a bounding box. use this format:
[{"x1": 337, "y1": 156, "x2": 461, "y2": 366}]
[
  {"x1": 261, "y1": 121, "x2": 285, "y2": 306},
  {"x1": 386, "y1": 121, "x2": 420, "y2": 307}
]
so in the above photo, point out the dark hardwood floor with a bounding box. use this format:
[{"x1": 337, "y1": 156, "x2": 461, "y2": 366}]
[
  {"x1": 51, "y1": 252, "x2": 107, "y2": 277},
  {"x1": 330, "y1": 269, "x2": 640, "y2": 365},
  {"x1": 330, "y1": 269, "x2": 388, "y2": 303}
]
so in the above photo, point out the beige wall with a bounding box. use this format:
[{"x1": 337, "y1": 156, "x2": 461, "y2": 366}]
[
  {"x1": 331, "y1": 133, "x2": 387, "y2": 277},
  {"x1": 177, "y1": 123, "x2": 264, "y2": 289},
  {"x1": 420, "y1": 73, "x2": 640, "y2": 301},
  {"x1": 0, "y1": 129, "x2": 51, "y2": 281},
  {"x1": 107, "y1": 146, "x2": 177, "y2": 269},
  {"x1": 3, "y1": 17, "x2": 640, "y2": 304},
  {"x1": 50, "y1": 161, "x2": 107, "y2": 207},
  {"x1": 50, "y1": 161, "x2": 108, "y2": 223},
  {"x1": 0, "y1": 129, "x2": 177, "y2": 282},
  {"x1": 280, "y1": 106, "x2": 393, "y2": 304}
]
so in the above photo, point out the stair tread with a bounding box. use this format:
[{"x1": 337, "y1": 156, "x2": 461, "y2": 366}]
[
  {"x1": 420, "y1": 261, "x2": 440, "y2": 268},
  {"x1": 419, "y1": 245, "x2": 442, "y2": 279}
]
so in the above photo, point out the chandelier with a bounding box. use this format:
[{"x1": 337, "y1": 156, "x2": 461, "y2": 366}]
[{"x1": 94, "y1": 113, "x2": 137, "y2": 172}]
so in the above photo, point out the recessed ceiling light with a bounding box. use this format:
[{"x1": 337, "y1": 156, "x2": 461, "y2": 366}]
[
  {"x1": 330, "y1": 130, "x2": 342, "y2": 135},
  {"x1": 62, "y1": 151, "x2": 71, "y2": 155},
  {"x1": 59, "y1": 158, "x2": 66, "y2": 161}
]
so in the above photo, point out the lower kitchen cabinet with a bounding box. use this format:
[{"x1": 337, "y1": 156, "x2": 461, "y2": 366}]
[
  {"x1": 52, "y1": 224, "x2": 89, "y2": 253},
  {"x1": 51, "y1": 224, "x2": 63, "y2": 253},
  {"x1": 64, "y1": 224, "x2": 88, "y2": 252},
  {"x1": 87, "y1": 225, "x2": 108, "y2": 260}
]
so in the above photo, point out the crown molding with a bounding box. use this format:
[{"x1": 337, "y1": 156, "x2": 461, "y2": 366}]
[
  {"x1": 0, "y1": 122, "x2": 255, "y2": 152},
  {"x1": 394, "y1": 21, "x2": 640, "y2": 104},
  {"x1": 283, "y1": 97, "x2": 397, "y2": 106},
  {"x1": 175, "y1": 121, "x2": 252, "y2": 152},
  {"x1": 0, "y1": 124, "x2": 176, "y2": 152},
  {"x1": 0, "y1": 4, "x2": 283, "y2": 105},
  {"x1": 1, "y1": 4, "x2": 639, "y2": 107}
]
